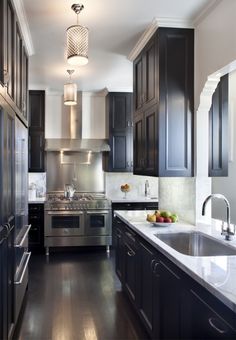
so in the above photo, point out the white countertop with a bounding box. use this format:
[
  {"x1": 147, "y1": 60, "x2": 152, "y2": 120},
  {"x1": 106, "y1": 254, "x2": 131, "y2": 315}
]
[
  {"x1": 108, "y1": 196, "x2": 159, "y2": 203},
  {"x1": 114, "y1": 210, "x2": 236, "y2": 313},
  {"x1": 28, "y1": 197, "x2": 46, "y2": 204}
]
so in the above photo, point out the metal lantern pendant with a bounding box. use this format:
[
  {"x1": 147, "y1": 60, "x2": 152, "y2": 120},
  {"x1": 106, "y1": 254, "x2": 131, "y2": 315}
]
[
  {"x1": 64, "y1": 70, "x2": 77, "y2": 106},
  {"x1": 67, "y1": 4, "x2": 89, "y2": 66}
]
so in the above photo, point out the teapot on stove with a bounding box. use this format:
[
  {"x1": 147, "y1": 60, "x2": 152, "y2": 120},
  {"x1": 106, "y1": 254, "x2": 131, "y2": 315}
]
[{"x1": 64, "y1": 184, "x2": 75, "y2": 199}]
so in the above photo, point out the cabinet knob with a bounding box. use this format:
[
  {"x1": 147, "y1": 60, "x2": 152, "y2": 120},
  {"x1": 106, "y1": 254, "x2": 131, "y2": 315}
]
[
  {"x1": 3, "y1": 70, "x2": 9, "y2": 86},
  {"x1": 127, "y1": 121, "x2": 130, "y2": 127}
]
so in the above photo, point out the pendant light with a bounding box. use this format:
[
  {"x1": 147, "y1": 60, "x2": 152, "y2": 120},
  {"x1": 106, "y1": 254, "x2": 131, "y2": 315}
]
[
  {"x1": 64, "y1": 70, "x2": 77, "y2": 106},
  {"x1": 66, "y1": 4, "x2": 89, "y2": 66}
]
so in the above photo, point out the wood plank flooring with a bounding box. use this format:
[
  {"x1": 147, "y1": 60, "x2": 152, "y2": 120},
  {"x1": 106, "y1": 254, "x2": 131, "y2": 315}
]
[{"x1": 13, "y1": 249, "x2": 149, "y2": 340}]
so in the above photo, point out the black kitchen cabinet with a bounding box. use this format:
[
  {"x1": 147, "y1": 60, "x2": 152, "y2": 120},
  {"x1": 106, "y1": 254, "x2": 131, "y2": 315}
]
[
  {"x1": 114, "y1": 218, "x2": 125, "y2": 282},
  {"x1": 133, "y1": 27, "x2": 194, "y2": 177},
  {"x1": 115, "y1": 217, "x2": 236, "y2": 340},
  {"x1": 103, "y1": 92, "x2": 133, "y2": 172},
  {"x1": 112, "y1": 201, "x2": 158, "y2": 246},
  {"x1": 134, "y1": 105, "x2": 158, "y2": 176},
  {"x1": 133, "y1": 34, "x2": 158, "y2": 114},
  {"x1": 182, "y1": 282, "x2": 236, "y2": 339},
  {"x1": 21, "y1": 45, "x2": 28, "y2": 121},
  {"x1": 0, "y1": 0, "x2": 29, "y2": 125},
  {"x1": 137, "y1": 240, "x2": 156, "y2": 336},
  {"x1": 209, "y1": 74, "x2": 228, "y2": 177},
  {"x1": 0, "y1": 225, "x2": 14, "y2": 340},
  {"x1": 28, "y1": 203, "x2": 44, "y2": 252},
  {"x1": 123, "y1": 227, "x2": 137, "y2": 305},
  {"x1": 3, "y1": 0, "x2": 15, "y2": 100},
  {"x1": 15, "y1": 22, "x2": 22, "y2": 111},
  {"x1": 0, "y1": 105, "x2": 15, "y2": 340},
  {"x1": 158, "y1": 257, "x2": 181, "y2": 339},
  {"x1": 28, "y1": 90, "x2": 45, "y2": 172}
]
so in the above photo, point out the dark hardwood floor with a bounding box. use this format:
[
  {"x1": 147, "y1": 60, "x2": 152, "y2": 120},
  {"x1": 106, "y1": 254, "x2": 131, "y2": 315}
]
[{"x1": 13, "y1": 249, "x2": 149, "y2": 340}]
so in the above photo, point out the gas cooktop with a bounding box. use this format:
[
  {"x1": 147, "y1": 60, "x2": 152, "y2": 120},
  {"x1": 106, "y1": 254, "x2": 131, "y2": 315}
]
[{"x1": 45, "y1": 192, "x2": 110, "y2": 211}]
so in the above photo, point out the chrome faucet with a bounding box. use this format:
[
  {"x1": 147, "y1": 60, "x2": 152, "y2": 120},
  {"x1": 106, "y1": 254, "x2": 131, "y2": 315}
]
[
  {"x1": 145, "y1": 180, "x2": 150, "y2": 197},
  {"x1": 202, "y1": 194, "x2": 235, "y2": 241}
]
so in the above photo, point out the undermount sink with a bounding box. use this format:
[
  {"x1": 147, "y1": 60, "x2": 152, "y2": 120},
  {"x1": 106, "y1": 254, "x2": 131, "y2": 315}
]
[{"x1": 155, "y1": 231, "x2": 236, "y2": 256}]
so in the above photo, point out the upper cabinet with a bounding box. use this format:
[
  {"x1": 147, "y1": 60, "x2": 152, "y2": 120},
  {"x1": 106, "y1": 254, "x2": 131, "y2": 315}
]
[
  {"x1": 133, "y1": 35, "x2": 158, "y2": 113},
  {"x1": 133, "y1": 28, "x2": 194, "y2": 177},
  {"x1": 28, "y1": 90, "x2": 45, "y2": 172},
  {"x1": 209, "y1": 74, "x2": 228, "y2": 177},
  {"x1": 0, "y1": 0, "x2": 29, "y2": 124},
  {"x1": 103, "y1": 92, "x2": 133, "y2": 172}
]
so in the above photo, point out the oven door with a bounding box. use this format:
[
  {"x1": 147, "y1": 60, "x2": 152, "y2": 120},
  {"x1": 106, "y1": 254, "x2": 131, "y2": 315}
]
[
  {"x1": 45, "y1": 211, "x2": 85, "y2": 237},
  {"x1": 85, "y1": 210, "x2": 111, "y2": 236}
]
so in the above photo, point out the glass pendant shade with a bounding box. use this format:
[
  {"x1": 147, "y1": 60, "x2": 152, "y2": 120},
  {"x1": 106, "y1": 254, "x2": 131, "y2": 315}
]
[
  {"x1": 67, "y1": 24, "x2": 89, "y2": 66},
  {"x1": 64, "y1": 82, "x2": 77, "y2": 106}
]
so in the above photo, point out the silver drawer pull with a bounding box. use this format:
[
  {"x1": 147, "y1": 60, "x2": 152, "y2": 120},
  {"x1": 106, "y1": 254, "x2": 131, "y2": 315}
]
[
  {"x1": 208, "y1": 317, "x2": 227, "y2": 334},
  {"x1": 127, "y1": 250, "x2": 135, "y2": 257},
  {"x1": 15, "y1": 225, "x2": 31, "y2": 248},
  {"x1": 14, "y1": 252, "x2": 31, "y2": 285},
  {"x1": 47, "y1": 211, "x2": 84, "y2": 215},
  {"x1": 86, "y1": 211, "x2": 109, "y2": 215}
]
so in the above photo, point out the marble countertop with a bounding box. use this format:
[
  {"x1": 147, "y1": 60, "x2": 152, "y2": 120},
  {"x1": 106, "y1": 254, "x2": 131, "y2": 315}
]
[
  {"x1": 108, "y1": 196, "x2": 159, "y2": 203},
  {"x1": 114, "y1": 210, "x2": 236, "y2": 313},
  {"x1": 28, "y1": 197, "x2": 46, "y2": 204}
]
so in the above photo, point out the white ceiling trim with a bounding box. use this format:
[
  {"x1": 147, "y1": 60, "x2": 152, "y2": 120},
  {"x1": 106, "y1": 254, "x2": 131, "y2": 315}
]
[
  {"x1": 128, "y1": 18, "x2": 158, "y2": 61},
  {"x1": 193, "y1": 0, "x2": 222, "y2": 27},
  {"x1": 12, "y1": 0, "x2": 34, "y2": 56},
  {"x1": 128, "y1": 17, "x2": 193, "y2": 61}
]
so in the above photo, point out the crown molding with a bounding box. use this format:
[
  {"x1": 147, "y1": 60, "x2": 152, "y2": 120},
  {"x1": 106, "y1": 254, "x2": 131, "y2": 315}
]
[
  {"x1": 128, "y1": 17, "x2": 193, "y2": 61},
  {"x1": 12, "y1": 0, "x2": 34, "y2": 56},
  {"x1": 193, "y1": 0, "x2": 222, "y2": 27},
  {"x1": 128, "y1": 18, "x2": 158, "y2": 61}
]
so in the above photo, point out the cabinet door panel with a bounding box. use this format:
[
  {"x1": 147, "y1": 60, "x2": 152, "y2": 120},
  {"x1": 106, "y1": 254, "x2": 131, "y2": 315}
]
[
  {"x1": 137, "y1": 241, "x2": 155, "y2": 335},
  {"x1": 29, "y1": 91, "x2": 45, "y2": 130},
  {"x1": 21, "y1": 46, "x2": 28, "y2": 120},
  {"x1": 134, "y1": 56, "x2": 143, "y2": 112},
  {"x1": 159, "y1": 28, "x2": 194, "y2": 177},
  {"x1": 15, "y1": 23, "x2": 22, "y2": 110},
  {"x1": 112, "y1": 134, "x2": 127, "y2": 170},
  {"x1": 133, "y1": 113, "x2": 144, "y2": 174},
  {"x1": 110, "y1": 95, "x2": 128, "y2": 131},
  {"x1": 145, "y1": 38, "x2": 157, "y2": 107},
  {"x1": 182, "y1": 289, "x2": 236, "y2": 339},
  {"x1": 144, "y1": 106, "x2": 157, "y2": 175},
  {"x1": 124, "y1": 242, "x2": 136, "y2": 303},
  {"x1": 28, "y1": 132, "x2": 45, "y2": 172},
  {"x1": 159, "y1": 259, "x2": 181, "y2": 339},
  {"x1": 115, "y1": 226, "x2": 124, "y2": 282},
  {"x1": 209, "y1": 74, "x2": 228, "y2": 176},
  {"x1": 5, "y1": 0, "x2": 15, "y2": 99}
]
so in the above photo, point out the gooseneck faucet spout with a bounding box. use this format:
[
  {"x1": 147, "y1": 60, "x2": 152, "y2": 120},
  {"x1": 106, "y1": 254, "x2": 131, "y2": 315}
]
[{"x1": 202, "y1": 194, "x2": 235, "y2": 241}]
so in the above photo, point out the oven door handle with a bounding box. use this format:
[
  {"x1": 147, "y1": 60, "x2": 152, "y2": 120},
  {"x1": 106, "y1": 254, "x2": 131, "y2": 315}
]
[
  {"x1": 15, "y1": 224, "x2": 31, "y2": 248},
  {"x1": 47, "y1": 211, "x2": 84, "y2": 215},
  {"x1": 86, "y1": 211, "x2": 110, "y2": 215},
  {"x1": 14, "y1": 252, "x2": 31, "y2": 285}
]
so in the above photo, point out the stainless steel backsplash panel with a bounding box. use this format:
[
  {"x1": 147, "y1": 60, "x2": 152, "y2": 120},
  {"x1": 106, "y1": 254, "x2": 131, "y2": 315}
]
[{"x1": 46, "y1": 151, "x2": 105, "y2": 192}]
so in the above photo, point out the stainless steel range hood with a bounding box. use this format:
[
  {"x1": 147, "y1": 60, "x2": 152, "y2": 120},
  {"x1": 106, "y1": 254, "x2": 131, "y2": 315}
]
[{"x1": 45, "y1": 92, "x2": 110, "y2": 152}]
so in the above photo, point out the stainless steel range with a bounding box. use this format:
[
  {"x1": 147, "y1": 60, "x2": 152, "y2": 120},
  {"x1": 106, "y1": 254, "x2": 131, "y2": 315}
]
[{"x1": 44, "y1": 192, "x2": 111, "y2": 255}]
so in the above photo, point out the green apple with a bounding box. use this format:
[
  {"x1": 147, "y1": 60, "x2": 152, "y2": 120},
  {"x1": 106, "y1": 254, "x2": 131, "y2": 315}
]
[
  {"x1": 171, "y1": 214, "x2": 179, "y2": 222},
  {"x1": 160, "y1": 211, "x2": 172, "y2": 218}
]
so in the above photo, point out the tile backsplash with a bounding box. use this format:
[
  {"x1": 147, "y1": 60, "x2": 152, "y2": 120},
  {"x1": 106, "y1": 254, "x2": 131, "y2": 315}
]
[
  {"x1": 105, "y1": 173, "x2": 159, "y2": 199},
  {"x1": 28, "y1": 173, "x2": 46, "y2": 198}
]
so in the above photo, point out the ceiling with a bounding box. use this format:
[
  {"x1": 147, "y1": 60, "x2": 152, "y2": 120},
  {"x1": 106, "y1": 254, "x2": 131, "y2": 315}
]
[{"x1": 23, "y1": 0, "x2": 217, "y2": 93}]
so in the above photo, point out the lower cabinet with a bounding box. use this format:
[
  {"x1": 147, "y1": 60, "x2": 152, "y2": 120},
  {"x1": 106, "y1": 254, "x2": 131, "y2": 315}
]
[
  {"x1": 137, "y1": 241, "x2": 155, "y2": 336},
  {"x1": 181, "y1": 285, "x2": 236, "y2": 339},
  {"x1": 114, "y1": 217, "x2": 236, "y2": 340},
  {"x1": 28, "y1": 204, "x2": 44, "y2": 252},
  {"x1": 0, "y1": 225, "x2": 15, "y2": 340}
]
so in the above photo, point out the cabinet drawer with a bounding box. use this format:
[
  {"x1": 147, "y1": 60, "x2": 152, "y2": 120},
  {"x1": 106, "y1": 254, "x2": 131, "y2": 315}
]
[{"x1": 29, "y1": 204, "x2": 44, "y2": 212}]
